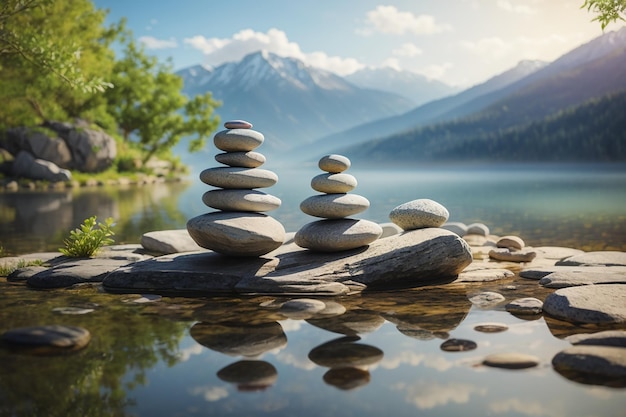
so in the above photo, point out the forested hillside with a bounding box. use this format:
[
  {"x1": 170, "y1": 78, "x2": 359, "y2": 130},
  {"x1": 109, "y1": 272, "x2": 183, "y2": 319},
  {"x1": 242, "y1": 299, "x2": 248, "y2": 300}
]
[{"x1": 345, "y1": 91, "x2": 626, "y2": 164}]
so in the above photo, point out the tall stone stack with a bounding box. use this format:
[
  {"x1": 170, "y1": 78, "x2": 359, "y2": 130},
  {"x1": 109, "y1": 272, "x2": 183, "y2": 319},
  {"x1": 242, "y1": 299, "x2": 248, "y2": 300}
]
[
  {"x1": 186, "y1": 120, "x2": 286, "y2": 257},
  {"x1": 295, "y1": 154, "x2": 382, "y2": 252}
]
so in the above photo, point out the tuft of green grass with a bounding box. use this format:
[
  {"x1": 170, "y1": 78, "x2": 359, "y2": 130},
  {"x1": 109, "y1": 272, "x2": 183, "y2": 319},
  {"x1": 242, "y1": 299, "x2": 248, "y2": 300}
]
[
  {"x1": 59, "y1": 216, "x2": 115, "y2": 257},
  {"x1": 0, "y1": 259, "x2": 44, "y2": 277}
]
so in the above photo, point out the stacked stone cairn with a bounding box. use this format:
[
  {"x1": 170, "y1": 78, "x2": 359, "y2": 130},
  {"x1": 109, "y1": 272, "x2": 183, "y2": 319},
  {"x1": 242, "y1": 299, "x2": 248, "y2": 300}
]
[
  {"x1": 186, "y1": 120, "x2": 286, "y2": 257},
  {"x1": 294, "y1": 154, "x2": 382, "y2": 252}
]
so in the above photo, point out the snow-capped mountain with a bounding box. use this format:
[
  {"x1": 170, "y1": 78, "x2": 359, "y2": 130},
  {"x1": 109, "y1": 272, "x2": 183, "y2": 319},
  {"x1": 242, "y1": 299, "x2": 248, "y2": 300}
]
[
  {"x1": 177, "y1": 51, "x2": 414, "y2": 153},
  {"x1": 345, "y1": 67, "x2": 459, "y2": 106}
]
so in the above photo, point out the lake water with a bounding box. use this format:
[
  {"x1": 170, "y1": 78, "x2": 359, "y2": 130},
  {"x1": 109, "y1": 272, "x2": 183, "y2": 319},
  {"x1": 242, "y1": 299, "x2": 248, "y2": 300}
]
[{"x1": 1, "y1": 163, "x2": 625, "y2": 416}]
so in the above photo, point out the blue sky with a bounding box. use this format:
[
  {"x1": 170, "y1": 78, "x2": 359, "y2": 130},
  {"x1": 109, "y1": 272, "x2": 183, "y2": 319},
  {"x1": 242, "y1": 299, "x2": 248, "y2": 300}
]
[{"x1": 93, "y1": 0, "x2": 625, "y2": 87}]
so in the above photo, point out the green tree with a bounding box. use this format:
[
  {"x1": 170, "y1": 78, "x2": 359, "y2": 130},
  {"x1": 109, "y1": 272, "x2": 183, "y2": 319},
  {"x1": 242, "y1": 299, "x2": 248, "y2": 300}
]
[
  {"x1": 0, "y1": 0, "x2": 120, "y2": 129},
  {"x1": 582, "y1": 0, "x2": 626, "y2": 29},
  {"x1": 105, "y1": 37, "x2": 221, "y2": 164}
]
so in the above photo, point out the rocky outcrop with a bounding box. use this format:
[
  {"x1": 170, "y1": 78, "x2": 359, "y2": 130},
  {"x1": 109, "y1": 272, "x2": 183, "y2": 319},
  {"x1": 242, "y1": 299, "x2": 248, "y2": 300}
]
[
  {"x1": 2, "y1": 120, "x2": 116, "y2": 177},
  {"x1": 11, "y1": 151, "x2": 71, "y2": 182},
  {"x1": 102, "y1": 227, "x2": 473, "y2": 295}
]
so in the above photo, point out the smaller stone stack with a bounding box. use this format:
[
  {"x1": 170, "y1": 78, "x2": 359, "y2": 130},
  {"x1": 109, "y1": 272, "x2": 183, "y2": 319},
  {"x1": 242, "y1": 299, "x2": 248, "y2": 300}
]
[
  {"x1": 186, "y1": 120, "x2": 286, "y2": 257},
  {"x1": 295, "y1": 154, "x2": 382, "y2": 252}
]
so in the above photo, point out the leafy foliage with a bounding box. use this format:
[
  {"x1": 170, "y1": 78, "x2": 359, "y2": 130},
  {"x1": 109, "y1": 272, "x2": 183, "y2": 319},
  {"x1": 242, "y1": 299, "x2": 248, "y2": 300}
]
[
  {"x1": 582, "y1": 0, "x2": 626, "y2": 29},
  {"x1": 59, "y1": 216, "x2": 115, "y2": 257}
]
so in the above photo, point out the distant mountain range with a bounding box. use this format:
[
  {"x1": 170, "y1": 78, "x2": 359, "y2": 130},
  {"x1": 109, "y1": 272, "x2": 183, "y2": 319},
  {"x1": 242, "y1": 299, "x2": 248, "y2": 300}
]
[
  {"x1": 177, "y1": 27, "x2": 626, "y2": 164},
  {"x1": 335, "y1": 27, "x2": 626, "y2": 164},
  {"x1": 177, "y1": 51, "x2": 415, "y2": 153}
]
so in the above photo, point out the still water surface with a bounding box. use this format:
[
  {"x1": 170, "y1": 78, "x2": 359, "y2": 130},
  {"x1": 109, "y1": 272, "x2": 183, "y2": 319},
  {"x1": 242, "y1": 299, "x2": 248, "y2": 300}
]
[{"x1": 0, "y1": 164, "x2": 625, "y2": 416}]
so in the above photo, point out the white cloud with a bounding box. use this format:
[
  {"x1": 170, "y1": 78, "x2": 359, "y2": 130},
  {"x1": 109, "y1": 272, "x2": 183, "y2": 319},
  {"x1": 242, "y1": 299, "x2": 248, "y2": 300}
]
[
  {"x1": 489, "y1": 398, "x2": 564, "y2": 417},
  {"x1": 381, "y1": 57, "x2": 402, "y2": 71},
  {"x1": 497, "y1": 0, "x2": 537, "y2": 14},
  {"x1": 189, "y1": 385, "x2": 229, "y2": 402},
  {"x1": 177, "y1": 343, "x2": 204, "y2": 362},
  {"x1": 393, "y1": 42, "x2": 423, "y2": 57},
  {"x1": 184, "y1": 28, "x2": 364, "y2": 76},
  {"x1": 393, "y1": 381, "x2": 487, "y2": 410},
  {"x1": 460, "y1": 36, "x2": 512, "y2": 59},
  {"x1": 359, "y1": 5, "x2": 452, "y2": 36},
  {"x1": 139, "y1": 36, "x2": 178, "y2": 50}
]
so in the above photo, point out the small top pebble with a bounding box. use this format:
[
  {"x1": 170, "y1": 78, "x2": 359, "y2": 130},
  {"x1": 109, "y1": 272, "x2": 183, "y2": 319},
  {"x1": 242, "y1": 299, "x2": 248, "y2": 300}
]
[
  {"x1": 318, "y1": 154, "x2": 351, "y2": 173},
  {"x1": 224, "y1": 120, "x2": 253, "y2": 129}
]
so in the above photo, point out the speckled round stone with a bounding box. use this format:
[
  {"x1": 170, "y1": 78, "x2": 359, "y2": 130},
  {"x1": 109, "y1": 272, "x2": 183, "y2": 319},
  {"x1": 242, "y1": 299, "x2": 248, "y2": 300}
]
[
  {"x1": 202, "y1": 189, "x2": 281, "y2": 212},
  {"x1": 483, "y1": 352, "x2": 540, "y2": 369},
  {"x1": 215, "y1": 151, "x2": 266, "y2": 168},
  {"x1": 300, "y1": 193, "x2": 369, "y2": 219},
  {"x1": 295, "y1": 218, "x2": 382, "y2": 252},
  {"x1": 497, "y1": 235, "x2": 525, "y2": 250},
  {"x1": 200, "y1": 167, "x2": 278, "y2": 189},
  {"x1": 224, "y1": 119, "x2": 253, "y2": 129},
  {"x1": 1, "y1": 324, "x2": 91, "y2": 351},
  {"x1": 318, "y1": 154, "x2": 351, "y2": 173},
  {"x1": 187, "y1": 211, "x2": 285, "y2": 256},
  {"x1": 440, "y1": 338, "x2": 477, "y2": 352},
  {"x1": 311, "y1": 173, "x2": 357, "y2": 193},
  {"x1": 389, "y1": 199, "x2": 449, "y2": 231},
  {"x1": 214, "y1": 129, "x2": 264, "y2": 152}
]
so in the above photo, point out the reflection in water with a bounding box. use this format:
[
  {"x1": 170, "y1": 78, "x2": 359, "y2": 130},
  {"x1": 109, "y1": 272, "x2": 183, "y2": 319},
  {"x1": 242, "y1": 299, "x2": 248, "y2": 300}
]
[
  {"x1": 0, "y1": 182, "x2": 191, "y2": 255},
  {"x1": 217, "y1": 360, "x2": 278, "y2": 391},
  {"x1": 190, "y1": 321, "x2": 287, "y2": 358}
]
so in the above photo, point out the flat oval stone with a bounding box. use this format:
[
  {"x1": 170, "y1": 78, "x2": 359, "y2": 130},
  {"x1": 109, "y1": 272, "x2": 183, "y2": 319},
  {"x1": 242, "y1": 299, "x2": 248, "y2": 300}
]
[
  {"x1": 202, "y1": 189, "x2": 281, "y2": 212},
  {"x1": 214, "y1": 129, "x2": 264, "y2": 152},
  {"x1": 505, "y1": 297, "x2": 543, "y2": 315},
  {"x1": 311, "y1": 173, "x2": 357, "y2": 193},
  {"x1": 187, "y1": 212, "x2": 285, "y2": 256},
  {"x1": 1, "y1": 324, "x2": 91, "y2": 350},
  {"x1": 217, "y1": 360, "x2": 277, "y2": 390},
  {"x1": 483, "y1": 352, "x2": 540, "y2": 369},
  {"x1": 440, "y1": 338, "x2": 477, "y2": 352},
  {"x1": 279, "y1": 298, "x2": 327, "y2": 319},
  {"x1": 489, "y1": 248, "x2": 537, "y2": 262},
  {"x1": 389, "y1": 199, "x2": 449, "y2": 231},
  {"x1": 224, "y1": 119, "x2": 253, "y2": 129},
  {"x1": 474, "y1": 323, "x2": 509, "y2": 333},
  {"x1": 295, "y1": 218, "x2": 382, "y2": 252},
  {"x1": 497, "y1": 235, "x2": 525, "y2": 250},
  {"x1": 309, "y1": 339, "x2": 383, "y2": 368},
  {"x1": 200, "y1": 167, "x2": 278, "y2": 189},
  {"x1": 543, "y1": 284, "x2": 626, "y2": 324},
  {"x1": 468, "y1": 291, "x2": 506, "y2": 308},
  {"x1": 215, "y1": 151, "x2": 266, "y2": 168},
  {"x1": 300, "y1": 194, "x2": 370, "y2": 219},
  {"x1": 318, "y1": 154, "x2": 351, "y2": 173},
  {"x1": 379, "y1": 222, "x2": 403, "y2": 238},
  {"x1": 441, "y1": 222, "x2": 468, "y2": 237},
  {"x1": 552, "y1": 345, "x2": 626, "y2": 378}
]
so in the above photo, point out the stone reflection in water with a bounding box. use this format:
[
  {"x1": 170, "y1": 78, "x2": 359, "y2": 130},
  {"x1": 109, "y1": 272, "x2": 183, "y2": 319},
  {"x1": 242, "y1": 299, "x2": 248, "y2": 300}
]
[
  {"x1": 375, "y1": 286, "x2": 472, "y2": 339},
  {"x1": 189, "y1": 321, "x2": 287, "y2": 357},
  {"x1": 307, "y1": 310, "x2": 385, "y2": 336},
  {"x1": 309, "y1": 336, "x2": 383, "y2": 390},
  {"x1": 0, "y1": 283, "x2": 188, "y2": 417},
  {"x1": 217, "y1": 360, "x2": 278, "y2": 391}
]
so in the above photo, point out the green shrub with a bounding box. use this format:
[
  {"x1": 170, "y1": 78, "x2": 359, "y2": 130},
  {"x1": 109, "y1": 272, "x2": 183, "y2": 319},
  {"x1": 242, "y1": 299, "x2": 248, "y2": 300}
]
[
  {"x1": 59, "y1": 216, "x2": 115, "y2": 257},
  {"x1": 0, "y1": 259, "x2": 44, "y2": 277}
]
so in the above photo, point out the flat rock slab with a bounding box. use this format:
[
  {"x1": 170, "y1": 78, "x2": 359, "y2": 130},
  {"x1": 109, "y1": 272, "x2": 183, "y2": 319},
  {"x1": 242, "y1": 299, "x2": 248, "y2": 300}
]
[
  {"x1": 1, "y1": 324, "x2": 91, "y2": 354},
  {"x1": 566, "y1": 330, "x2": 626, "y2": 347},
  {"x1": 543, "y1": 284, "x2": 626, "y2": 324},
  {"x1": 520, "y1": 265, "x2": 626, "y2": 280},
  {"x1": 556, "y1": 251, "x2": 626, "y2": 267},
  {"x1": 552, "y1": 345, "x2": 626, "y2": 377},
  {"x1": 103, "y1": 228, "x2": 472, "y2": 296},
  {"x1": 141, "y1": 229, "x2": 204, "y2": 255},
  {"x1": 27, "y1": 257, "x2": 143, "y2": 289},
  {"x1": 505, "y1": 297, "x2": 543, "y2": 315},
  {"x1": 539, "y1": 269, "x2": 626, "y2": 288},
  {"x1": 532, "y1": 247, "x2": 584, "y2": 260}
]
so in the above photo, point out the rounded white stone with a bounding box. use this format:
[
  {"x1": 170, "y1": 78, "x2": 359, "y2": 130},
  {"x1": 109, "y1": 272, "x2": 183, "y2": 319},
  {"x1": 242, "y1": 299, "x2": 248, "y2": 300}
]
[
  {"x1": 202, "y1": 189, "x2": 281, "y2": 212},
  {"x1": 187, "y1": 212, "x2": 285, "y2": 257},
  {"x1": 311, "y1": 173, "x2": 357, "y2": 193},
  {"x1": 224, "y1": 120, "x2": 252, "y2": 129},
  {"x1": 200, "y1": 167, "x2": 278, "y2": 189},
  {"x1": 295, "y1": 218, "x2": 382, "y2": 252},
  {"x1": 389, "y1": 199, "x2": 449, "y2": 231},
  {"x1": 379, "y1": 222, "x2": 403, "y2": 238},
  {"x1": 214, "y1": 129, "x2": 264, "y2": 152},
  {"x1": 318, "y1": 154, "x2": 351, "y2": 173},
  {"x1": 441, "y1": 222, "x2": 468, "y2": 237},
  {"x1": 467, "y1": 223, "x2": 490, "y2": 236},
  {"x1": 300, "y1": 194, "x2": 370, "y2": 219},
  {"x1": 497, "y1": 235, "x2": 525, "y2": 250},
  {"x1": 215, "y1": 151, "x2": 266, "y2": 168}
]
